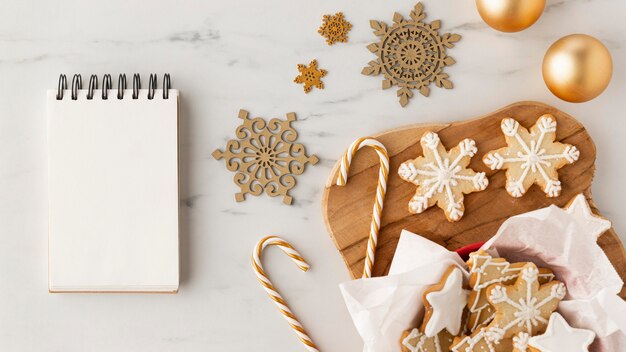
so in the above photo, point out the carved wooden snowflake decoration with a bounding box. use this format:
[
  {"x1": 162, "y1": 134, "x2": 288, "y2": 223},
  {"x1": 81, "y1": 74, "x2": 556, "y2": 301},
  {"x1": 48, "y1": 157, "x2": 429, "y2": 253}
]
[
  {"x1": 484, "y1": 263, "x2": 566, "y2": 344},
  {"x1": 398, "y1": 131, "x2": 488, "y2": 222},
  {"x1": 318, "y1": 12, "x2": 352, "y2": 45},
  {"x1": 212, "y1": 109, "x2": 318, "y2": 205},
  {"x1": 362, "y1": 2, "x2": 461, "y2": 107},
  {"x1": 294, "y1": 59, "x2": 327, "y2": 93},
  {"x1": 483, "y1": 115, "x2": 580, "y2": 198}
]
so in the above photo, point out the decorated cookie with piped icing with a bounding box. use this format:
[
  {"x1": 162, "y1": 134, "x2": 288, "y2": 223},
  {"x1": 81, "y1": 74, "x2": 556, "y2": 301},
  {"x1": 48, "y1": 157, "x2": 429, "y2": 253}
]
[
  {"x1": 466, "y1": 251, "x2": 554, "y2": 333},
  {"x1": 398, "y1": 131, "x2": 488, "y2": 222},
  {"x1": 528, "y1": 313, "x2": 595, "y2": 352},
  {"x1": 401, "y1": 328, "x2": 455, "y2": 352},
  {"x1": 483, "y1": 114, "x2": 579, "y2": 198},
  {"x1": 421, "y1": 266, "x2": 468, "y2": 337},
  {"x1": 483, "y1": 263, "x2": 566, "y2": 343},
  {"x1": 451, "y1": 328, "x2": 513, "y2": 352}
]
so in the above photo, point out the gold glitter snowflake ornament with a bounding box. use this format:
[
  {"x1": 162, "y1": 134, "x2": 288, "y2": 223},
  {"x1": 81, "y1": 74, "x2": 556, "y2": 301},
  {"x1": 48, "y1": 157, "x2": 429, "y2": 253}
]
[
  {"x1": 212, "y1": 110, "x2": 318, "y2": 205},
  {"x1": 362, "y1": 2, "x2": 461, "y2": 107},
  {"x1": 318, "y1": 12, "x2": 352, "y2": 45},
  {"x1": 294, "y1": 59, "x2": 327, "y2": 93}
]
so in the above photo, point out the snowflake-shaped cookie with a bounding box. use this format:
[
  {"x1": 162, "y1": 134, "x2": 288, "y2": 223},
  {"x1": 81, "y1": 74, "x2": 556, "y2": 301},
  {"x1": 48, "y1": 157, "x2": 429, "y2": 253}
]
[
  {"x1": 398, "y1": 131, "x2": 488, "y2": 222},
  {"x1": 294, "y1": 59, "x2": 327, "y2": 93},
  {"x1": 212, "y1": 109, "x2": 318, "y2": 205},
  {"x1": 362, "y1": 2, "x2": 461, "y2": 107},
  {"x1": 402, "y1": 328, "x2": 455, "y2": 352},
  {"x1": 483, "y1": 115, "x2": 580, "y2": 198},
  {"x1": 512, "y1": 332, "x2": 531, "y2": 352},
  {"x1": 318, "y1": 12, "x2": 352, "y2": 45},
  {"x1": 484, "y1": 263, "x2": 566, "y2": 344},
  {"x1": 466, "y1": 251, "x2": 554, "y2": 333}
]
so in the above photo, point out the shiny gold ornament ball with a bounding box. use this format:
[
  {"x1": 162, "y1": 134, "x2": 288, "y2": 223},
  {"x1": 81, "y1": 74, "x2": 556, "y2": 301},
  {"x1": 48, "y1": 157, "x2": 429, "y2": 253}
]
[
  {"x1": 543, "y1": 34, "x2": 613, "y2": 103},
  {"x1": 475, "y1": 0, "x2": 545, "y2": 32}
]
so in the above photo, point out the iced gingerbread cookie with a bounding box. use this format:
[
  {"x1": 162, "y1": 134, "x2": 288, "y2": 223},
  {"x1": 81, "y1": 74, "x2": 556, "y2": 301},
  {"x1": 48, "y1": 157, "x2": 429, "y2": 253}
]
[
  {"x1": 483, "y1": 114, "x2": 579, "y2": 198},
  {"x1": 528, "y1": 313, "x2": 595, "y2": 352},
  {"x1": 398, "y1": 131, "x2": 489, "y2": 222},
  {"x1": 512, "y1": 332, "x2": 531, "y2": 352},
  {"x1": 466, "y1": 251, "x2": 554, "y2": 332},
  {"x1": 484, "y1": 263, "x2": 566, "y2": 343},
  {"x1": 401, "y1": 328, "x2": 455, "y2": 352},
  {"x1": 421, "y1": 266, "x2": 468, "y2": 337},
  {"x1": 451, "y1": 328, "x2": 513, "y2": 352}
]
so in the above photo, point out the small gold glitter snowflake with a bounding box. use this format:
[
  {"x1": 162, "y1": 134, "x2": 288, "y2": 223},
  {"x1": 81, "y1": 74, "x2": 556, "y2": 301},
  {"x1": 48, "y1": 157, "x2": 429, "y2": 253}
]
[
  {"x1": 294, "y1": 59, "x2": 327, "y2": 93},
  {"x1": 212, "y1": 110, "x2": 319, "y2": 205},
  {"x1": 318, "y1": 12, "x2": 352, "y2": 45},
  {"x1": 362, "y1": 2, "x2": 461, "y2": 107}
]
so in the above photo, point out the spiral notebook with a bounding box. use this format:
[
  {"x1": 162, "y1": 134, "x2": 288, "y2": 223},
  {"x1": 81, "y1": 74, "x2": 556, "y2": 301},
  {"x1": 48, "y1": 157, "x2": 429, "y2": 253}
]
[{"x1": 47, "y1": 74, "x2": 179, "y2": 293}]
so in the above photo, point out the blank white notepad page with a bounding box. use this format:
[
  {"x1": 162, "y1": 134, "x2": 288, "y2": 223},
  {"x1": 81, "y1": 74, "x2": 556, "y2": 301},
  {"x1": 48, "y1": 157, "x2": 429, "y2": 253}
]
[{"x1": 47, "y1": 89, "x2": 179, "y2": 292}]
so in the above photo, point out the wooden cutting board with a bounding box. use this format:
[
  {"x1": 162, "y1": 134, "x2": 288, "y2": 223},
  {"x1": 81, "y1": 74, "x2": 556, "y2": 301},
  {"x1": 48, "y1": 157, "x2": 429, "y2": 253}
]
[{"x1": 322, "y1": 101, "x2": 626, "y2": 298}]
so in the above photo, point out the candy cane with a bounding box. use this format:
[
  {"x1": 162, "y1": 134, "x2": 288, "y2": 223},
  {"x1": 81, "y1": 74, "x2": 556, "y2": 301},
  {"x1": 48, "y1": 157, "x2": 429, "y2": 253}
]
[
  {"x1": 252, "y1": 236, "x2": 319, "y2": 352},
  {"x1": 336, "y1": 137, "x2": 389, "y2": 279}
]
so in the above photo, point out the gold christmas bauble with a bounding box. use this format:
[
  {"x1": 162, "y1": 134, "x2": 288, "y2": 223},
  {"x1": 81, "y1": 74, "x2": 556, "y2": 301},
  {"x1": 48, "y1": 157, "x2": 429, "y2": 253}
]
[
  {"x1": 475, "y1": 0, "x2": 545, "y2": 32},
  {"x1": 542, "y1": 34, "x2": 613, "y2": 103}
]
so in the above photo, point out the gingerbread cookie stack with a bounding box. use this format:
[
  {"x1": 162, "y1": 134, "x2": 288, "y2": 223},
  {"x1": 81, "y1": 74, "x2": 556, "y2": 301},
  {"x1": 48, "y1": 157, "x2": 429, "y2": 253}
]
[{"x1": 400, "y1": 251, "x2": 595, "y2": 352}]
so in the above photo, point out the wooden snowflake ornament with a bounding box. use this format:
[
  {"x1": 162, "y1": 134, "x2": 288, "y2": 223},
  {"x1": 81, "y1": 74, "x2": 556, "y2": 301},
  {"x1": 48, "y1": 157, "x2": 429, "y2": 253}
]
[
  {"x1": 294, "y1": 59, "x2": 327, "y2": 93},
  {"x1": 362, "y1": 2, "x2": 461, "y2": 107},
  {"x1": 483, "y1": 115, "x2": 580, "y2": 198},
  {"x1": 212, "y1": 110, "x2": 318, "y2": 205},
  {"x1": 398, "y1": 131, "x2": 488, "y2": 222},
  {"x1": 318, "y1": 12, "x2": 352, "y2": 45}
]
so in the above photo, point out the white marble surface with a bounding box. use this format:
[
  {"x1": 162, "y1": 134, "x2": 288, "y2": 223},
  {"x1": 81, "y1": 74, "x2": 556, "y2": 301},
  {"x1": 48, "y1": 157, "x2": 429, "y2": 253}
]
[{"x1": 1, "y1": 0, "x2": 625, "y2": 350}]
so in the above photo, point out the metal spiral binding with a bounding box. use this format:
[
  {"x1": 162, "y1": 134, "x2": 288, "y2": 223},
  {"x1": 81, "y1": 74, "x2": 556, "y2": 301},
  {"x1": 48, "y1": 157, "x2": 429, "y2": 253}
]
[
  {"x1": 148, "y1": 74, "x2": 157, "y2": 100},
  {"x1": 56, "y1": 73, "x2": 172, "y2": 100},
  {"x1": 56, "y1": 74, "x2": 67, "y2": 100},
  {"x1": 132, "y1": 74, "x2": 141, "y2": 99},
  {"x1": 87, "y1": 75, "x2": 98, "y2": 100},
  {"x1": 102, "y1": 74, "x2": 112, "y2": 100},
  {"x1": 71, "y1": 74, "x2": 82, "y2": 100},
  {"x1": 118, "y1": 74, "x2": 127, "y2": 99},
  {"x1": 163, "y1": 73, "x2": 171, "y2": 99}
]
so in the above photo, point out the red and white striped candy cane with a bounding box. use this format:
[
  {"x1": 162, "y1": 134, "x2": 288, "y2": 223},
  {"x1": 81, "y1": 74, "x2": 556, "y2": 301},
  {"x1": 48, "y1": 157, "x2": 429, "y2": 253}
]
[
  {"x1": 336, "y1": 137, "x2": 389, "y2": 279},
  {"x1": 252, "y1": 236, "x2": 319, "y2": 352}
]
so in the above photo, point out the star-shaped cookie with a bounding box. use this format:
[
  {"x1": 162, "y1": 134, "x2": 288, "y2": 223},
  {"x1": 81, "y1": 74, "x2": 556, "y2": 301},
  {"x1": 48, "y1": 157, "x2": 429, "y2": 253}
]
[
  {"x1": 483, "y1": 115, "x2": 579, "y2": 198},
  {"x1": 528, "y1": 313, "x2": 595, "y2": 352},
  {"x1": 484, "y1": 263, "x2": 566, "y2": 343},
  {"x1": 421, "y1": 266, "x2": 468, "y2": 336},
  {"x1": 398, "y1": 131, "x2": 489, "y2": 222},
  {"x1": 565, "y1": 194, "x2": 611, "y2": 240}
]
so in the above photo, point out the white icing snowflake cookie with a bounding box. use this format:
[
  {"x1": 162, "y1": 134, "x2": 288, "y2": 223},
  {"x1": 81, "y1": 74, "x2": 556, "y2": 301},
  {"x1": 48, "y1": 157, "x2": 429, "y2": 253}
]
[
  {"x1": 401, "y1": 328, "x2": 455, "y2": 352},
  {"x1": 398, "y1": 131, "x2": 489, "y2": 222},
  {"x1": 483, "y1": 115, "x2": 579, "y2": 198},
  {"x1": 466, "y1": 251, "x2": 555, "y2": 333},
  {"x1": 421, "y1": 266, "x2": 469, "y2": 337},
  {"x1": 528, "y1": 313, "x2": 595, "y2": 352},
  {"x1": 512, "y1": 332, "x2": 531, "y2": 352},
  {"x1": 484, "y1": 263, "x2": 566, "y2": 343}
]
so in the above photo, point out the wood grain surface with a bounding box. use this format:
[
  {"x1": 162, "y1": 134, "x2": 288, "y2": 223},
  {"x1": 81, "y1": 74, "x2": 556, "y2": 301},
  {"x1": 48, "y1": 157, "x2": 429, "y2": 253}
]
[{"x1": 322, "y1": 101, "x2": 626, "y2": 298}]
